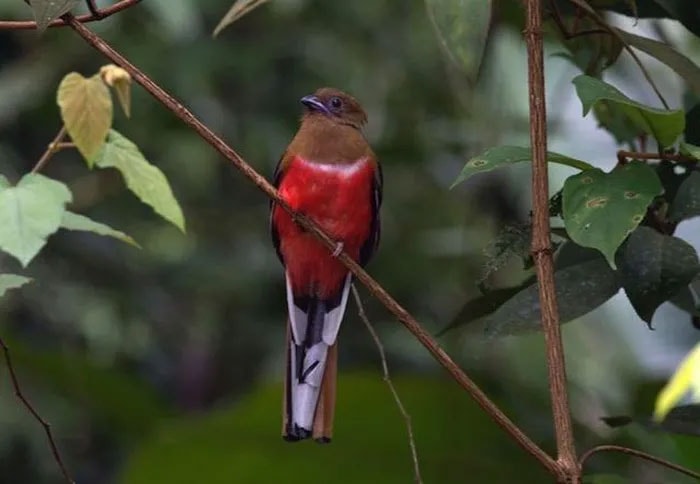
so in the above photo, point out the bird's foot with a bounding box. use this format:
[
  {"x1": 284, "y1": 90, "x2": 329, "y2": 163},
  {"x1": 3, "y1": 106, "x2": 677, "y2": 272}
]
[{"x1": 331, "y1": 241, "x2": 344, "y2": 257}]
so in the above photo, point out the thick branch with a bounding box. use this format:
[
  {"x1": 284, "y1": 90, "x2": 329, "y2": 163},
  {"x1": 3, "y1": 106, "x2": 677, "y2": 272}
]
[
  {"x1": 524, "y1": 0, "x2": 578, "y2": 481},
  {"x1": 0, "y1": 0, "x2": 140, "y2": 30},
  {"x1": 579, "y1": 445, "x2": 700, "y2": 480},
  {"x1": 63, "y1": 13, "x2": 559, "y2": 475}
]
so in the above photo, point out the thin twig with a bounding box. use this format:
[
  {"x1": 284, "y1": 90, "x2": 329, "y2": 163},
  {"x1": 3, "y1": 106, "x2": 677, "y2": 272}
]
[
  {"x1": 31, "y1": 126, "x2": 67, "y2": 174},
  {"x1": 351, "y1": 285, "x2": 422, "y2": 484},
  {"x1": 0, "y1": 336, "x2": 74, "y2": 483},
  {"x1": 579, "y1": 445, "x2": 700, "y2": 480},
  {"x1": 617, "y1": 150, "x2": 695, "y2": 164},
  {"x1": 84, "y1": 0, "x2": 104, "y2": 19},
  {"x1": 0, "y1": 0, "x2": 140, "y2": 30},
  {"x1": 63, "y1": 13, "x2": 560, "y2": 475},
  {"x1": 524, "y1": 0, "x2": 578, "y2": 482}
]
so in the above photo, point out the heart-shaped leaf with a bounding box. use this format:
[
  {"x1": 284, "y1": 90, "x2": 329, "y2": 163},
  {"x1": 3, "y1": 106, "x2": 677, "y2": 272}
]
[
  {"x1": 452, "y1": 146, "x2": 593, "y2": 187},
  {"x1": 426, "y1": 0, "x2": 492, "y2": 82},
  {"x1": 573, "y1": 75, "x2": 685, "y2": 148},
  {"x1": 100, "y1": 64, "x2": 132, "y2": 118},
  {"x1": 0, "y1": 174, "x2": 72, "y2": 267},
  {"x1": 94, "y1": 130, "x2": 185, "y2": 232},
  {"x1": 562, "y1": 162, "x2": 663, "y2": 268},
  {"x1": 57, "y1": 72, "x2": 113, "y2": 165},
  {"x1": 670, "y1": 171, "x2": 700, "y2": 222},
  {"x1": 60, "y1": 211, "x2": 140, "y2": 248},
  {"x1": 616, "y1": 227, "x2": 700, "y2": 324},
  {"x1": 28, "y1": 0, "x2": 79, "y2": 31},
  {"x1": 0, "y1": 274, "x2": 32, "y2": 298}
]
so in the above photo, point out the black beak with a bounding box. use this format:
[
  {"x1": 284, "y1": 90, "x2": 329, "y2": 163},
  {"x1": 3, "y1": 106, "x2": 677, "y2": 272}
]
[{"x1": 300, "y1": 95, "x2": 331, "y2": 116}]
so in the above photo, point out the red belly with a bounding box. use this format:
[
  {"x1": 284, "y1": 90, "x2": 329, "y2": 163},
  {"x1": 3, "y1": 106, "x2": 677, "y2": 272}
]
[{"x1": 273, "y1": 156, "x2": 375, "y2": 299}]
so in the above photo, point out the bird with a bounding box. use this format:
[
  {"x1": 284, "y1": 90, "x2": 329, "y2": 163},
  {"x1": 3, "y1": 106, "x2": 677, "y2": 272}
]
[{"x1": 269, "y1": 87, "x2": 382, "y2": 443}]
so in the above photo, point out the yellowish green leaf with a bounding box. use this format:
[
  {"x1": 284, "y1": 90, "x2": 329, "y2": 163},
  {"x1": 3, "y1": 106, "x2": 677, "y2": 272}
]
[
  {"x1": 0, "y1": 274, "x2": 32, "y2": 298},
  {"x1": 654, "y1": 342, "x2": 700, "y2": 421},
  {"x1": 57, "y1": 72, "x2": 113, "y2": 165},
  {"x1": 100, "y1": 64, "x2": 132, "y2": 118}
]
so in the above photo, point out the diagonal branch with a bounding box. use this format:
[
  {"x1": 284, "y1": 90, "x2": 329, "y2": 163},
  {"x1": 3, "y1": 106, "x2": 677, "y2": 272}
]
[
  {"x1": 0, "y1": 0, "x2": 141, "y2": 30},
  {"x1": 524, "y1": 0, "x2": 578, "y2": 481},
  {"x1": 351, "y1": 285, "x2": 422, "y2": 484},
  {"x1": 0, "y1": 336, "x2": 74, "y2": 483},
  {"x1": 62, "y1": 12, "x2": 560, "y2": 476}
]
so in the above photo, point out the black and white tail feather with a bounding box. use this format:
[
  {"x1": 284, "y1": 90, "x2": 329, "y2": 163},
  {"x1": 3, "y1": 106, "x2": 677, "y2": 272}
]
[{"x1": 283, "y1": 272, "x2": 352, "y2": 442}]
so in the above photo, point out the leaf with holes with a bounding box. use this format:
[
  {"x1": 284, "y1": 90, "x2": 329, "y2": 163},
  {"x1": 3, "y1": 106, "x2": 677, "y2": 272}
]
[
  {"x1": 57, "y1": 72, "x2": 113, "y2": 165},
  {"x1": 477, "y1": 257, "x2": 619, "y2": 336},
  {"x1": 213, "y1": 0, "x2": 271, "y2": 37},
  {"x1": 28, "y1": 0, "x2": 79, "y2": 31},
  {"x1": 426, "y1": 0, "x2": 492, "y2": 82},
  {"x1": 670, "y1": 171, "x2": 700, "y2": 222},
  {"x1": 452, "y1": 146, "x2": 593, "y2": 188},
  {"x1": 573, "y1": 75, "x2": 685, "y2": 148},
  {"x1": 562, "y1": 162, "x2": 663, "y2": 268},
  {"x1": 615, "y1": 29, "x2": 700, "y2": 97},
  {"x1": 0, "y1": 274, "x2": 32, "y2": 298},
  {"x1": 0, "y1": 174, "x2": 72, "y2": 266},
  {"x1": 60, "y1": 211, "x2": 140, "y2": 248},
  {"x1": 94, "y1": 130, "x2": 185, "y2": 232},
  {"x1": 616, "y1": 227, "x2": 700, "y2": 324}
]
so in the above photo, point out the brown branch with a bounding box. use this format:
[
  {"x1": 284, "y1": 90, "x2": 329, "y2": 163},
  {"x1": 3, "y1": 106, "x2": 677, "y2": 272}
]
[
  {"x1": 0, "y1": 336, "x2": 74, "y2": 483},
  {"x1": 31, "y1": 126, "x2": 67, "y2": 173},
  {"x1": 0, "y1": 0, "x2": 140, "y2": 30},
  {"x1": 579, "y1": 445, "x2": 700, "y2": 480},
  {"x1": 524, "y1": 0, "x2": 578, "y2": 482},
  {"x1": 617, "y1": 150, "x2": 695, "y2": 164},
  {"x1": 351, "y1": 285, "x2": 422, "y2": 484},
  {"x1": 62, "y1": 12, "x2": 560, "y2": 476}
]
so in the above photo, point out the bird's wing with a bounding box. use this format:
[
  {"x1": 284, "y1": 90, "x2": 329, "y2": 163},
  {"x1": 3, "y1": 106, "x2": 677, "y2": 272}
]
[
  {"x1": 269, "y1": 152, "x2": 291, "y2": 264},
  {"x1": 359, "y1": 159, "x2": 383, "y2": 266}
]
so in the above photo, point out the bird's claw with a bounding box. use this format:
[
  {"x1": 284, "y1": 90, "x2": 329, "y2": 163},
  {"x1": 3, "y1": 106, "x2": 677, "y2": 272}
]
[{"x1": 332, "y1": 242, "x2": 344, "y2": 257}]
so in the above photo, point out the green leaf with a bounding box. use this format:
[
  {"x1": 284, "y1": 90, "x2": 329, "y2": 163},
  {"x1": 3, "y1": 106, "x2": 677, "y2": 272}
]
[
  {"x1": 615, "y1": 29, "x2": 700, "y2": 97},
  {"x1": 122, "y1": 375, "x2": 549, "y2": 483},
  {"x1": 479, "y1": 257, "x2": 619, "y2": 336},
  {"x1": 680, "y1": 142, "x2": 700, "y2": 161},
  {"x1": 616, "y1": 227, "x2": 700, "y2": 324},
  {"x1": 426, "y1": 0, "x2": 492, "y2": 82},
  {"x1": 452, "y1": 146, "x2": 594, "y2": 187},
  {"x1": 670, "y1": 171, "x2": 700, "y2": 222},
  {"x1": 562, "y1": 162, "x2": 663, "y2": 268},
  {"x1": 572, "y1": 75, "x2": 685, "y2": 147},
  {"x1": 27, "y1": 0, "x2": 79, "y2": 31},
  {"x1": 213, "y1": 0, "x2": 270, "y2": 37},
  {"x1": 604, "y1": 404, "x2": 700, "y2": 436},
  {"x1": 57, "y1": 72, "x2": 113, "y2": 165},
  {"x1": 0, "y1": 174, "x2": 72, "y2": 267},
  {"x1": 60, "y1": 211, "x2": 140, "y2": 248},
  {"x1": 655, "y1": 342, "x2": 700, "y2": 421},
  {"x1": 0, "y1": 274, "x2": 32, "y2": 298},
  {"x1": 94, "y1": 130, "x2": 185, "y2": 232}
]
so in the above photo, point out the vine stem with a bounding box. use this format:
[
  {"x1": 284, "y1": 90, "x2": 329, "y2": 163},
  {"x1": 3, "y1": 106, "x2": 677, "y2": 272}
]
[
  {"x1": 62, "y1": 11, "x2": 561, "y2": 476},
  {"x1": 524, "y1": 0, "x2": 579, "y2": 481},
  {"x1": 0, "y1": 0, "x2": 140, "y2": 29},
  {"x1": 579, "y1": 445, "x2": 700, "y2": 480},
  {"x1": 31, "y1": 126, "x2": 67, "y2": 173}
]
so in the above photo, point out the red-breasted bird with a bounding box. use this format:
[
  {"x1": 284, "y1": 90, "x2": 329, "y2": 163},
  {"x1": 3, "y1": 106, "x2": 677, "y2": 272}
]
[{"x1": 270, "y1": 88, "x2": 382, "y2": 443}]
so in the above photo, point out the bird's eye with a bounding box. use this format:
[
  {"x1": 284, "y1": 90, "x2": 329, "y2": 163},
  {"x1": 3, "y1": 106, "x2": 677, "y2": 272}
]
[{"x1": 329, "y1": 97, "x2": 343, "y2": 109}]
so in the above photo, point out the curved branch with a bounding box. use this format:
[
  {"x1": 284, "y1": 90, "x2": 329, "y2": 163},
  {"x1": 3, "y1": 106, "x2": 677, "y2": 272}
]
[
  {"x1": 0, "y1": 0, "x2": 141, "y2": 30},
  {"x1": 579, "y1": 445, "x2": 700, "y2": 480},
  {"x1": 62, "y1": 12, "x2": 560, "y2": 476}
]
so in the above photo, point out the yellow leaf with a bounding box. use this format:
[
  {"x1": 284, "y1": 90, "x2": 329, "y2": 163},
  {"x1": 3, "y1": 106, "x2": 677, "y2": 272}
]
[
  {"x1": 100, "y1": 64, "x2": 132, "y2": 118},
  {"x1": 57, "y1": 72, "x2": 113, "y2": 166},
  {"x1": 213, "y1": 0, "x2": 270, "y2": 37},
  {"x1": 654, "y1": 342, "x2": 700, "y2": 421}
]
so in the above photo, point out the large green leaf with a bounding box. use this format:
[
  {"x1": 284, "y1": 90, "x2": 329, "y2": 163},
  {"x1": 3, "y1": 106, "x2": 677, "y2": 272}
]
[
  {"x1": 572, "y1": 75, "x2": 685, "y2": 148},
  {"x1": 425, "y1": 0, "x2": 492, "y2": 82},
  {"x1": 670, "y1": 171, "x2": 700, "y2": 222},
  {"x1": 452, "y1": 146, "x2": 592, "y2": 187},
  {"x1": 94, "y1": 130, "x2": 185, "y2": 232},
  {"x1": 0, "y1": 274, "x2": 32, "y2": 298},
  {"x1": 27, "y1": 0, "x2": 79, "y2": 31},
  {"x1": 57, "y1": 72, "x2": 113, "y2": 165},
  {"x1": 60, "y1": 211, "x2": 140, "y2": 248},
  {"x1": 121, "y1": 375, "x2": 549, "y2": 483},
  {"x1": 615, "y1": 29, "x2": 700, "y2": 97},
  {"x1": 479, "y1": 257, "x2": 619, "y2": 336},
  {"x1": 616, "y1": 227, "x2": 700, "y2": 325},
  {"x1": 562, "y1": 162, "x2": 663, "y2": 268},
  {"x1": 0, "y1": 174, "x2": 72, "y2": 267}
]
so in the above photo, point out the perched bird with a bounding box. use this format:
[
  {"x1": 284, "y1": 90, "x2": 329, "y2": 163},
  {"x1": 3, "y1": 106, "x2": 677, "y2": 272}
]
[{"x1": 270, "y1": 88, "x2": 382, "y2": 443}]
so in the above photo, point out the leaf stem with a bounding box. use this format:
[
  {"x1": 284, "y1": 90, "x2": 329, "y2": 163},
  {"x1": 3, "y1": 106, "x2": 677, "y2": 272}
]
[{"x1": 31, "y1": 126, "x2": 67, "y2": 174}]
